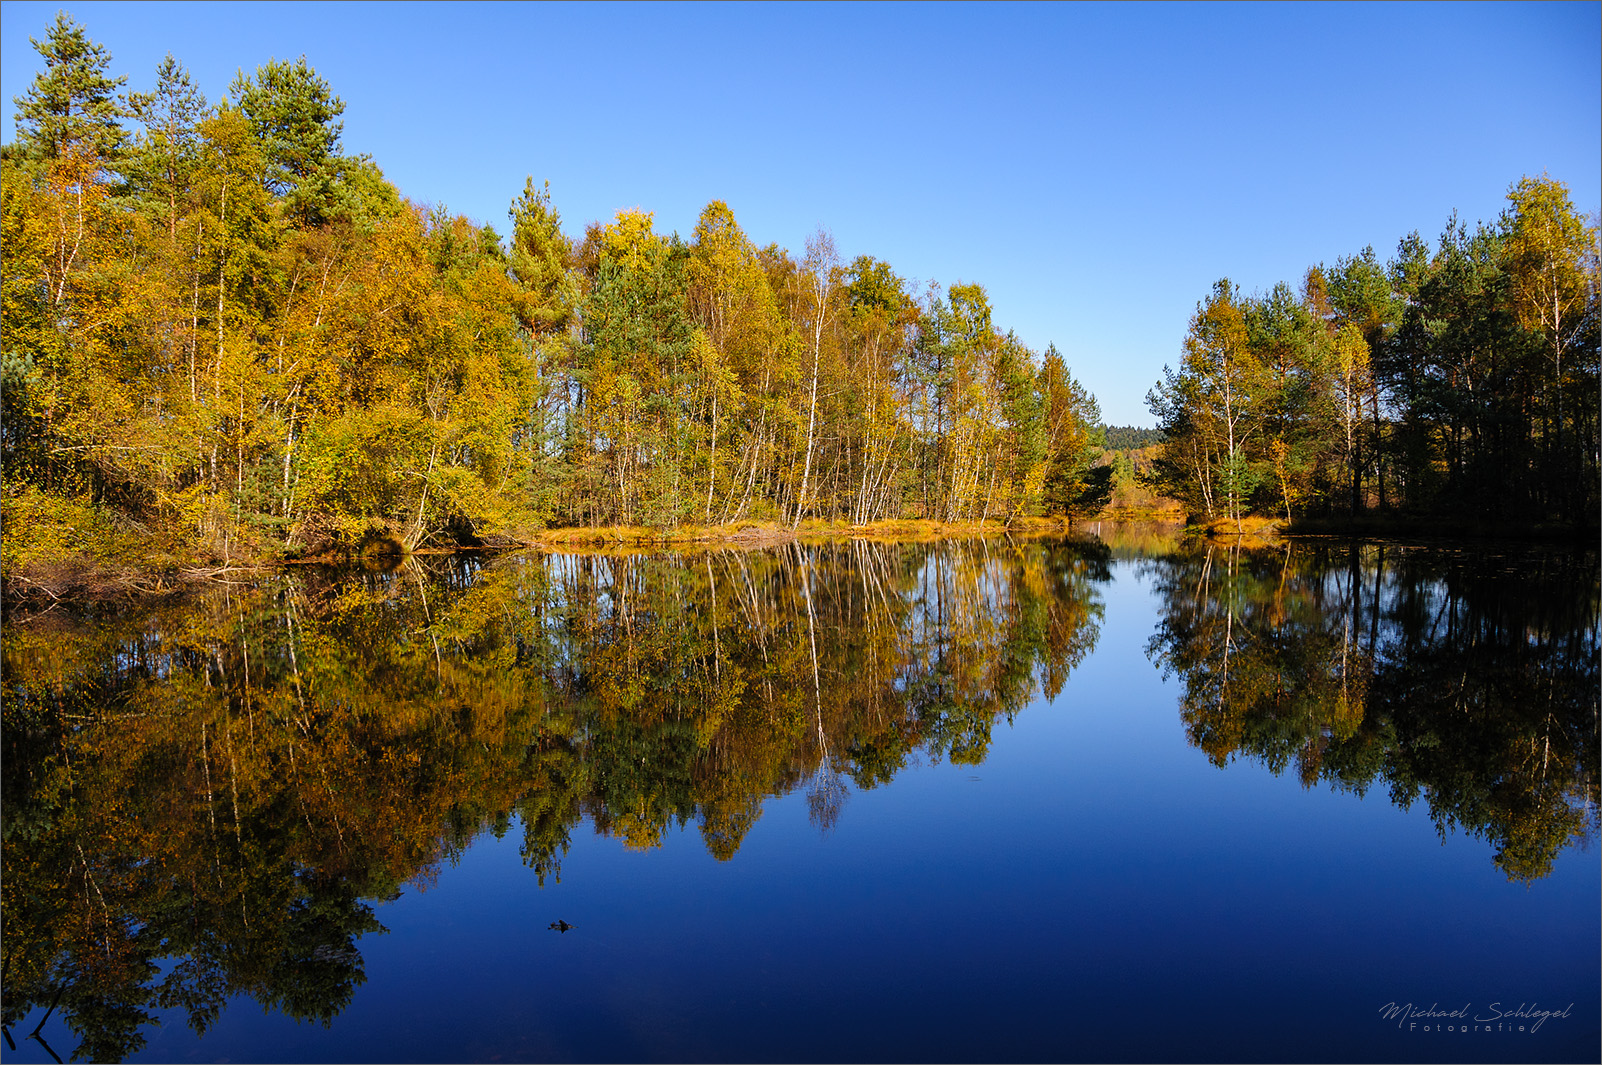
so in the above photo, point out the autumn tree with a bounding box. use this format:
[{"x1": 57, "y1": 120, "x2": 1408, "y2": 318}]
[
  {"x1": 1503, "y1": 174, "x2": 1598, "y2": 515},
  {"x1": 3, "y1": 11, "x2": 1117, "y2": 581},
  {"x1": 687, "y1": 202, "x2": 783, "y2": 524},
  {"x1": 1328, "y1": 324, "x2": 1372, "y2": 514},
  {"x1": 840, "y1": 255, "x2": 917, "y2": 524},
  {"x1": 1037, "y1": 344, "x2": 1105, "y2": 517},
  {"x1": 1149, "y1": 279, "x2": 1260, "y2": 527},
  {"x1": 1242, "y1": 281, "x2": 1328, "y2": 521},
  {"x1": 792, "y1": 229, "x2": 839, "y2": 526}
]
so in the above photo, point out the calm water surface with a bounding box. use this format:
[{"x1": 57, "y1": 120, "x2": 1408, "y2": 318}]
[{"x1": 3, "y1": 531, "x2": 1597, "y2": 1063}]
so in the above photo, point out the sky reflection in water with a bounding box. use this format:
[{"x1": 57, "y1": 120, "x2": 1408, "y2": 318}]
[{"x1": 3, "y1": 534, "x2": 1596, "y2": 1063}]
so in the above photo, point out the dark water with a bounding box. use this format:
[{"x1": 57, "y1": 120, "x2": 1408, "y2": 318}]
[{"x1": 3, "y1": 532, "x2": 1597, "y2": 1063}]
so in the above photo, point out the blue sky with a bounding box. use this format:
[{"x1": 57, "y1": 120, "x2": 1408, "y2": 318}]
[{"x1": 4, "y1": 1, "x2": 1598, "y2": 425}]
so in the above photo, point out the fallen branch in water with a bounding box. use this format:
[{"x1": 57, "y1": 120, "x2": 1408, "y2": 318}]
[{"x1": 178, "y1": 566, "x2": 259, "y2": 585}]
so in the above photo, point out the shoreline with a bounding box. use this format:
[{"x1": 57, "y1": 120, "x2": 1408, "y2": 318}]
[
  {"x1": 0, "y1": 516, "x2": 1102, "y2": 608},
  {"x1": 1284, "y1": 514, "x2": 1599, "y2": 544},
  {"x1": 8, "y1": 511, "x2": 1594, "y2": 611}
]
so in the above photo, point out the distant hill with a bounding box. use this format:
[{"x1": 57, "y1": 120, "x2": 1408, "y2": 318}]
[
  {"x1": 1101, "y1": 425, "x2": 1164, "y2": 450},
  {"x1": 1089, "y1": 427, "x2": 1182, "y2": 520}
]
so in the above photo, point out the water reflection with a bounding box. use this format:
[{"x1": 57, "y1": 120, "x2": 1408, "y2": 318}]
[
  {"x1": 1, "y1": 538, "x2": 1110, "y2": 1060},
  {"x1": 1144, "y1": 540, "x2": 1601, "y2": 884},
  {"x1": 6, "y1": 534, "x2": 1597, "y2": 1061}
]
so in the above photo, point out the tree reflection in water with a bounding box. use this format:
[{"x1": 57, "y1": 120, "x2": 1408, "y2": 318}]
[
  {"x1": 1, "y1": 537, "x2": 1109, "y2": 1059},
  {"x1": 1145, "y1": 539, "x2": 1600, "y2": 884}
]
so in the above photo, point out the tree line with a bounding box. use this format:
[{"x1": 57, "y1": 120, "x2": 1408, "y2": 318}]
[
  {"x1": 1, "y1": 15, "x2": 1107, "y2": 569},
  {"x1": 1101, "y1": 425, "x2": 1163, "y2": 450},
  {"x1": 1147, "y1": 177, "x2": 1599, "y2": 531}
]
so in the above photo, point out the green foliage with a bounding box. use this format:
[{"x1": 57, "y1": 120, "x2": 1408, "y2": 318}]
[
  {"x1": 124, "y1": 53, "x2": 209, "y2": 230},
  {"x1": 325, "y1": 153, "x2": 403, "y2": 231},
  {"x1": 10, "y1": 12, "x2": 127, "y2": 166},
  {"x1": 229, "y1": 55, "x2": 345, "y2": 222},
  {"x1": 508, "y1": 176, "x2": 574, "y2": 336},
  {"x1": 574, "y1": 210, "x2": 699, "y2": 526},
  {"x1": 1150, "y1": 178, "x2": 1600, "y2": 528}
]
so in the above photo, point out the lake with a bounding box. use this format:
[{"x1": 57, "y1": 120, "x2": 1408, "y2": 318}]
[{"x1": 2, "y1": 530, "x2": 1597, "y2": 1063}]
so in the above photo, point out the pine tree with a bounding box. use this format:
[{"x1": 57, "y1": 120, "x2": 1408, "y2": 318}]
[
  {"x1": 229, "y1": 56, "x2": 345, "y2": 224},
  {"x1": 126, "y1": 54, "x2": 210, "y2": 234},
  {"x1": 11, "y1": 13, "x2": 127, "y2": 167}
]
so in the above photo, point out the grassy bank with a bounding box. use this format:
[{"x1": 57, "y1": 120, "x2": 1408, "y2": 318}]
[{"x1": 531, "y1": 516, "x2": 1088, "y2": 549}]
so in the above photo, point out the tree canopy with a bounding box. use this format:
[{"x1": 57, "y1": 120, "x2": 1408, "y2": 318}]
[
  {"x1": 2, "y1": 15, "x2": 1107, "y2": 585},
  {"x1": 1148, "y1": 176, "x2": 1600, "y2": 530}
]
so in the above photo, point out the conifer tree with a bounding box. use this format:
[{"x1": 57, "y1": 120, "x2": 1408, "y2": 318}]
[
  {"x1": 11, "y1": 12, "x2": 127, "y2": 167},
  {"x1": 229, "y1": 56, "x2": 344, "y2": 224},
  {"x1": 126, "y1": 54, "x2": 209, "y2": 234}
]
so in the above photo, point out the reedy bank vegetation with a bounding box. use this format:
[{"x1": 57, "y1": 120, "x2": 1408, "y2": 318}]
[
  {"x1": 1148, "y1": 178, "x2": 1601, "y2": 532},
  {"x1": 1, "y1": 16, "x2": 1106, "y2": 580}
]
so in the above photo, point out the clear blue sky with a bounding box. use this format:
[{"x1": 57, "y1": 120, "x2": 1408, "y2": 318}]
[{"x1": 4, "y1": 1, "x2": 1598, "y2": 425}]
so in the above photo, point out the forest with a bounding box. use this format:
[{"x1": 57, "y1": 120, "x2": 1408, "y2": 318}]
[
  {"x1": 1147, "y1": 178, "x2": 1600, "y2": 532},
  {"x1": 1101, "y1": 425, "x2": 1164, "y2": 451},
  {"x1": 1, "y1": 15, "x2": 1107, "y2": 591}
]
